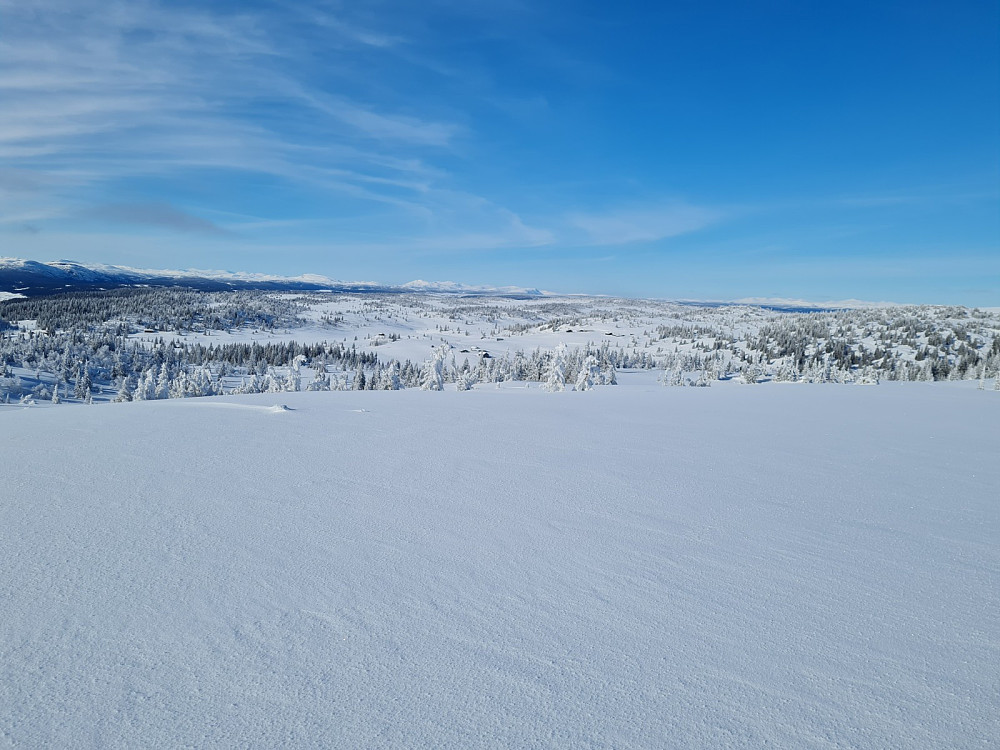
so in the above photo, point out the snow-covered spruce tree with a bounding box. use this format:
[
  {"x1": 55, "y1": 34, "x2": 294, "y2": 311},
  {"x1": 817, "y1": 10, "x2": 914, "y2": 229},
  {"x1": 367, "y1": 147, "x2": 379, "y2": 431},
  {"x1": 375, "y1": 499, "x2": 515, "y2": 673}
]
[
  {"x1": 194, "y1": 367, "x2": 216, "y2": 396},
  {"x1": 169, "y1": 373, "x2": 189, "y2": 398},
  {"x1": 856, "y1": 366, "x2": 879, "y2": 386},
  {"x1": 455, "y1": 371, "x2": 475, "y2": 391},
  {"x1": 574, "y1": 355, "x2": 600, "y2": 391},
  {"x1": 420, "y1": 344, "x2": 450, "y2": 391},
  {"x1": 133, "y1": 368, "x2": 155, "y2": 401},
  {"x1": 544, "y1": 344, "x2": 568, "y2": 392},
  {"x1": 386, "y1": 361, "x2": 402, "y2": 390},
  {"x1": 114, "y1": 375, "x2": 134, "y2": 402},
  {"x1": 661, "y1": 365, "x2": 684, "y2": 387},
  {"x1": 73, "y1": 365, "x2": 92, "y2": 400},
  {"x1": 306, "y1": 370, "x2": 330, "y2": 391},
  {"x1": 155, "y1": 363, "x2": 171, "y2": 400},
  {"x1": 601, "y1": 361, "x2": 617, "y2": 385},
  {"x1": 265, "y1": 371, "x2": 286, "y2": 393},
  {"x1": 773, "y1": 358, "x2": 798, "y2": 383}
]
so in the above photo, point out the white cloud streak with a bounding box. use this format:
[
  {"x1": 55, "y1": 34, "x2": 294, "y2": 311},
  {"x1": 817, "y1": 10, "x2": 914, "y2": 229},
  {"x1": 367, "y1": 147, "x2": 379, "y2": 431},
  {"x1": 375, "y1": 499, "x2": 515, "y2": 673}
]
[
  {"x1": 0, "y1": 0, "x2": 459, "y2": 220},
  {"x1": 0, "y1": 0, "x2": 721, "y2": 257},
  {"x1": 568, "y1": 203, "x2": 723, "y2": 245}
]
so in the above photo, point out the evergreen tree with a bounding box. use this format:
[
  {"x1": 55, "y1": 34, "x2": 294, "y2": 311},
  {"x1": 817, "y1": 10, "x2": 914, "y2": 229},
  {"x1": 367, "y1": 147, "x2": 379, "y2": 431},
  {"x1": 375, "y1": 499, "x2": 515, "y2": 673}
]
[
  {"x1": 420, "y1": 345, "x2": 449, "y2": 391},
  {"x1": 155, "y1": 363, "x2": 171, "y2": 400},
  {"x1": 574, "y1": 355, "x2": 600, "y2": 391},
  {"x1": 544, "y1": 345, "x2": 568, "y2": 392}
]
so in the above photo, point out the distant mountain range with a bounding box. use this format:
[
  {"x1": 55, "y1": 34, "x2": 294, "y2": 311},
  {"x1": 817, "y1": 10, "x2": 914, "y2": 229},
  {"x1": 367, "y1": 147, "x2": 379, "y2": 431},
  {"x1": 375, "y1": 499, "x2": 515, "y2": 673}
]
[
  {"x1": 0, "y1": 258, "x2": 894, "y2": 309},
  {"x1": 0, "y1": 258, "x2": 547, "y2": 299}
]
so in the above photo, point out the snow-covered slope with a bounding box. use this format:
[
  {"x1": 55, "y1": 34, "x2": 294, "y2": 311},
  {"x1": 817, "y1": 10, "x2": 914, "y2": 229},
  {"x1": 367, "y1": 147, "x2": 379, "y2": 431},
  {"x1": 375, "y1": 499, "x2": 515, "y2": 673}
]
[{"x1": 1, "y1": 380, "x2": 996, "y2": 747}]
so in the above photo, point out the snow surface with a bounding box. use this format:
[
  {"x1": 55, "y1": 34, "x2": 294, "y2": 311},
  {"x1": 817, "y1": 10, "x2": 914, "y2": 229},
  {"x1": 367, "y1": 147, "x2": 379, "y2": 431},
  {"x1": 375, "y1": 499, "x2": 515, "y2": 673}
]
[{"x1": 1, "y1": 378, "x2": 998, "y2": 748}]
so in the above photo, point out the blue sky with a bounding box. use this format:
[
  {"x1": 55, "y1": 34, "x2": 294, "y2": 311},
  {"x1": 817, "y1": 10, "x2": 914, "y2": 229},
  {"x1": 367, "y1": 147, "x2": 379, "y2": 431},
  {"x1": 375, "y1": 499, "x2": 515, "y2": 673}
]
[{"x1": 2, "y1": 0, "x2": 998, "y2": 304}]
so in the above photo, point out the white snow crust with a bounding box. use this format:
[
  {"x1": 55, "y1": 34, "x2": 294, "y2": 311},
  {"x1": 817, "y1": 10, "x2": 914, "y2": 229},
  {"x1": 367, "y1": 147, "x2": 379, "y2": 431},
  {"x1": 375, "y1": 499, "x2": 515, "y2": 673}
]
[{"x1": 1, "y1": 379, "x2": 997, "y2": 748}]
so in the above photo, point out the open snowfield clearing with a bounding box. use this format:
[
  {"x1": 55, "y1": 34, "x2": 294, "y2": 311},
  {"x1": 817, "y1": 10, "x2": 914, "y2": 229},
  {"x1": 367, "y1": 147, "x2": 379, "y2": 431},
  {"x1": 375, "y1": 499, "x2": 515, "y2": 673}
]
[{"x1": 2, "y1": 380, "x2": 998, "y2": 748}]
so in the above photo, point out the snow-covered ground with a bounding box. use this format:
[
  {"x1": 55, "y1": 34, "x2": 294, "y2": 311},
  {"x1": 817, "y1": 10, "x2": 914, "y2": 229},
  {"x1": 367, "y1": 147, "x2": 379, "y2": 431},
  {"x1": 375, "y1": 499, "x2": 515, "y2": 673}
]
[
  {"x1": 2, "y1": 377, "x2": 997, "y2": 748},
  {"x1": 4, "y1": 290, "x2": 999, "y2": 407}
]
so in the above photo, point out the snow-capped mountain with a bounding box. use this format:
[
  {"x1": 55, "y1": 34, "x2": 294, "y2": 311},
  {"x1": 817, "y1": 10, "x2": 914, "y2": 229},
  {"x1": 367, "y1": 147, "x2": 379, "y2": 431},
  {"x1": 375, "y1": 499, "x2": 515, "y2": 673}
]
[
  {"x1": 0, "y1": 258, "x2": 547, "y2": 298},
  {"x1": 400, "y1": 279, "x2": 543, "y2": 296}
]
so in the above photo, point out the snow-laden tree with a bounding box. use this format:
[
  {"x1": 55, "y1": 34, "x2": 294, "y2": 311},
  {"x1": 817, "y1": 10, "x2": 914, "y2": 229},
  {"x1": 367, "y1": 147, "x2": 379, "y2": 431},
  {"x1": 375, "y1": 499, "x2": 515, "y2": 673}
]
[
  {"x1": 155, "y1": 364, "x2": 171, "y2": 400},
  {"x1": 543, "y1": 344, "x2": 568, "y2": 392},
  {"x1": 856, "y1": 366, "x2": 880, "y2": 385},
  {"x1": 169, "y1": 373, "x2": 189, "y2": 398},
  {"x1": 456, "y1": 369, "x2": 477, "y2": 391},
  {"x1": 307, "y1": 370, "x2": 330, "y2": 391},
  {"x1": 773, "y1": 359, "x2": 798, "y2": 383},
  {"x1": 602, "y1": 362, "x2": 618, "y2": 385},
  {"x1": 385, "y1": 361, "x2": 402, "y2": 390},
  {"x1": 114, "y1": 375, "x2": 134, "y2": 402},
  {"x1": 574, "y1": 355, "x2": 600, "y2": 391},
  {"x1": 421, "y1": 344, "x2": 450, "y2": 391},
  {"x1": 741, "y1": 363, "x2": 760, "y2": 384},
  {"x1": 192, "y1": 367, "x2": 216, "y2": 397},
  {"x1": 661, "y1": 366, "x2": 684, "y2": 387},
  {"x1": 133, "y1": 369, "x2": 156, "y2": 401},
  {"x1": 0, "y1": 376, "x2": 20, "y2": 400},
  {"x1": 265, "y1": 371, "x2": 285, "y2": 393},
  {"x1": 73, "y1": 366, "x2": 92, "y2": 400}
]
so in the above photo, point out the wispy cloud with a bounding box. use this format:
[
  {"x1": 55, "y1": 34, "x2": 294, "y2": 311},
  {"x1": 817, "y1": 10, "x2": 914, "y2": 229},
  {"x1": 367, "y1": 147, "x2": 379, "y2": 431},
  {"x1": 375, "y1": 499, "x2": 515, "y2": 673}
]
[
  {"x1": 295, "y1": 7, "x2": 404, "y2": 49},
  {"x1": 0, "y1": 1, "x2": 724, "y2": 263},
  {"x1": 85, "y1": 203, "x2": 229, "y2": 235},
  {"x1": 0, "y1": 0, "x2": 460, "y2": 218},
  {"x1": 567, "y1": 203, "x2": 723, "y2": 245}
]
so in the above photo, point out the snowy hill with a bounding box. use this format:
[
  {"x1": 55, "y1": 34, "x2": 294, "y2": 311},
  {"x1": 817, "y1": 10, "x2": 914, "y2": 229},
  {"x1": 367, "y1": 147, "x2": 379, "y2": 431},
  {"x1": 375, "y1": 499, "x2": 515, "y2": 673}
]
[{"x1": 1, "y1": 380, "x2": 997, "y2": 747}]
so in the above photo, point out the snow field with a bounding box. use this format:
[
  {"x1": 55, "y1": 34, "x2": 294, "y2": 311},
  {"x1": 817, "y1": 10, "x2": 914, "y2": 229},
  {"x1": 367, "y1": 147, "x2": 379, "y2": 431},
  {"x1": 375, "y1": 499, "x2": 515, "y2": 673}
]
[{"x1": 1, "y1": 380, "x2": 998, "y2": 747}]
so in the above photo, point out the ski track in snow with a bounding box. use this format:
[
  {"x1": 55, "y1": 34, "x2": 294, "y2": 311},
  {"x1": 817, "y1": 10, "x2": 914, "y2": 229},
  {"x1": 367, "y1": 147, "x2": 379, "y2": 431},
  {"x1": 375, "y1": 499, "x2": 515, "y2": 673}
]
[{"x1": 1, "y1": 379, "x2": 998, "y2": 748}]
